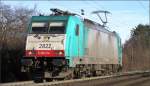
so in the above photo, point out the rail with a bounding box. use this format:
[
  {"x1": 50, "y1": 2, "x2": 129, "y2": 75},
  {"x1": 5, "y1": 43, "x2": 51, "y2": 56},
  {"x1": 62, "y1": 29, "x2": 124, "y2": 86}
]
[{"x1": 1, "y1": 70, "x2": 150, "y2": 86}]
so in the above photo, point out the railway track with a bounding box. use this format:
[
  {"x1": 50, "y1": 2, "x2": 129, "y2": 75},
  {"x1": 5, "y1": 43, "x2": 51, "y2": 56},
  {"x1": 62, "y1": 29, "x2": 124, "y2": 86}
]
[
  {"x1": 1, "y1": 71, "x2": 150, "y2": 86},
  {"x1": 0, "y1": 81, "x2": 34, "y2": 86}
]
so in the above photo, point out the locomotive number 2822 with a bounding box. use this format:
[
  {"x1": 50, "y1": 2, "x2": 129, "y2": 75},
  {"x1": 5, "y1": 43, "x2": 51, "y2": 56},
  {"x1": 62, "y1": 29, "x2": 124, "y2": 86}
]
[{"x1": 39, "y1": 44, "x2": 51, "y2": 48}]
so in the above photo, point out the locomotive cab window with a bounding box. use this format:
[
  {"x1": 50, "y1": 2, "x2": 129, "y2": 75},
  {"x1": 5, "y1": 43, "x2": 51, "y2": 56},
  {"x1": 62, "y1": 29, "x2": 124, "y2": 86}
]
[
  {"x1": 48, "y1": 22, "x2": 66, "y2": 34},
  {"x1": 75, "y1": 24, "x2": 79, "y2": 36},
  {"x1": 31, "y1": 22, "x2": 48, "y2": 34}
]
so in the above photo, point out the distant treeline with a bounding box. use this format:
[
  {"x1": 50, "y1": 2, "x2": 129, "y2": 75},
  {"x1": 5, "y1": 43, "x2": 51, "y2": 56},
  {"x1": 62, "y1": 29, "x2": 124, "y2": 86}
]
[{"x1": 123, "y1": 24, "x2": 150, "y2": 71}]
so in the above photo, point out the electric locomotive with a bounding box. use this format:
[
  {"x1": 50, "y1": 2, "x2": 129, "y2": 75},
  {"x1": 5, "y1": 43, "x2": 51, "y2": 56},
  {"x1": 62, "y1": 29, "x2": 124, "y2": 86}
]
[{"x1": 21, "y1": 9, "x2": 122, "y2": 82}]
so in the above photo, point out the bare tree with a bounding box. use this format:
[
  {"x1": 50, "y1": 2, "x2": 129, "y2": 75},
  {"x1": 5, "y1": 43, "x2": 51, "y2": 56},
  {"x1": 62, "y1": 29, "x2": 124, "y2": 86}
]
[{"x1": 0, "y1": 2, "x2": 37, "y2": 82}]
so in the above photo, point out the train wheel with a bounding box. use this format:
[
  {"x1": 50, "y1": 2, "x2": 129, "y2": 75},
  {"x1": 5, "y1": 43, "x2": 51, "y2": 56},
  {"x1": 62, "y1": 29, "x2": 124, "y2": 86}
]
[
  {"x1": 34, "y1": 78, "x2": 43, "y2": 83},
  {"x1": 64, "y1": 71, "x2": 74, "y2": 80}
]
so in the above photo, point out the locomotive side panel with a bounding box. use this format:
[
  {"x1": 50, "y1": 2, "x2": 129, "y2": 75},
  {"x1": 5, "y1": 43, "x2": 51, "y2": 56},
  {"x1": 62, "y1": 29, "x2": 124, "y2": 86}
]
[
  {"x1": 73, "y1": 19, "x2": 120, "y2": 65},
  {"x1": 84, "y1": 28, "x2": 119, "y2": 64},
  {"x1": 65, "y1": 16, "x2": 85, "y2": 67}
]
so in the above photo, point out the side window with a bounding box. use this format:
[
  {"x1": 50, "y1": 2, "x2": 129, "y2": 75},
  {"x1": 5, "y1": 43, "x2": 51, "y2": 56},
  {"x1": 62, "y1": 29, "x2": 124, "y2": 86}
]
[{"x1": 75, "y1": 24, "x2": 79, "y2": 36}]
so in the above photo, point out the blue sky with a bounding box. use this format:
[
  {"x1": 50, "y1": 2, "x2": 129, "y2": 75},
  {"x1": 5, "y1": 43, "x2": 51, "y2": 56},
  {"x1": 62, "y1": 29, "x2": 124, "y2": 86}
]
[{"x1": 2, "y1": 1, "x2": 149, "y2": 44}]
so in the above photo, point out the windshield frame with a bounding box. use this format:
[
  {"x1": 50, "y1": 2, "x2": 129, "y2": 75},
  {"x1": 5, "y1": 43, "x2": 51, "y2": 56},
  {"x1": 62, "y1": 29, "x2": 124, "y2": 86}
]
[
  {"x1": 31, "y1": 22, "x2": 49, "y2": 34},
  {"x1": 30, "y1": 21, "x2": 66, "y2": 34}
]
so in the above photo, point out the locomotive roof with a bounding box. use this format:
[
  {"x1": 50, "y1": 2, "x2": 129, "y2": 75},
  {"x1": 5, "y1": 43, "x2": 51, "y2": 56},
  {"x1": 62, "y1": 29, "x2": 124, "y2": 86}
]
[
  {"x1": 31, "y1": 15, "x2": 115, "y2": 35},
  {"x1": 84, "y1": 19, "x2": 113, "y2": 34},
  {"x1": 31, "y1": 15, "x2": 69, "y2": 22}
]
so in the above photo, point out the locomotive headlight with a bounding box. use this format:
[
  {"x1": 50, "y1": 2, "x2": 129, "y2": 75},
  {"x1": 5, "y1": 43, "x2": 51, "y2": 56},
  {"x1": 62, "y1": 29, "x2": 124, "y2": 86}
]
[
  {"x1": 28, "y1": 51, "x2": 32, "y2": 55},
  {"x1": 59, "y1": 51, "x2": 63, "y2": 55},
  {"x1": 28, "y1": 51, "x2": 36, "y2": 55}
]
